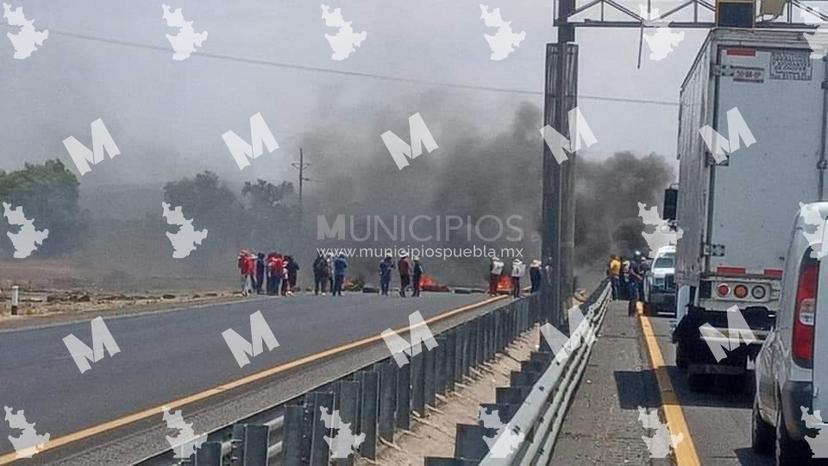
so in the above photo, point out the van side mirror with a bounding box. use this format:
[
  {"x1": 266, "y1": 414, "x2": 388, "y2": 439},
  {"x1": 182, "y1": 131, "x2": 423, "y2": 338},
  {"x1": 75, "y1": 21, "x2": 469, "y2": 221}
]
[{"x1": 663, "y1": 187, "x2": 678, "y2": 221}]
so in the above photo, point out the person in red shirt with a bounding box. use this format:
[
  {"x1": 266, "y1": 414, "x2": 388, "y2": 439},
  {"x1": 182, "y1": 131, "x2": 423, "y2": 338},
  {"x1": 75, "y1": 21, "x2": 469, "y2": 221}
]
[
  {"x1": 268, "y1": 254, "x2": 284, "y2": 296},
  {"x1": 238, "y1": 250, "x2": 255, "y2": 296}
]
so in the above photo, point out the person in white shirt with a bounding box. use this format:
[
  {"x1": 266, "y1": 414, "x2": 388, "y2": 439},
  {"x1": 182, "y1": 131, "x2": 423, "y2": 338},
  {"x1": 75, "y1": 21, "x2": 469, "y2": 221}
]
[
  {"x1": 489, "y1": 256, "x2": 505, "y2": 296},
  {"x1": 511, "y1": 259, "x2": 526, "y2": 298}
]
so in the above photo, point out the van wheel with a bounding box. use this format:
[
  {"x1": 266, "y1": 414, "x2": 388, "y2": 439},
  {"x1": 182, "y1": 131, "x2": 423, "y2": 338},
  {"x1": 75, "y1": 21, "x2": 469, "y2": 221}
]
[
  {"x1": 776, "y1": 405, "x2": 809, "y2": 464},
  {"x1": 687, "y1": 373, "x2": 711, "y2": 392},
  {"x1": 751, "y1": 397, "x2": 773, "y2": 454}
]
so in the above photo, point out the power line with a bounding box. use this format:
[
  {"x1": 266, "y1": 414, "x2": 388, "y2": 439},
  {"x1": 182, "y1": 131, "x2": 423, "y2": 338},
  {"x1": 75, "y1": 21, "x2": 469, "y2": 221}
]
[{"x1": 23, "y1": 27, "x2": 679, "y2": 107}]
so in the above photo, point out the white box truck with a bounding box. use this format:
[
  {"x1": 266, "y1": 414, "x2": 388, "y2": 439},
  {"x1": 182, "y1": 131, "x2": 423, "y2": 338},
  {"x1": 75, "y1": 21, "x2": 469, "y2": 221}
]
[{"x1": 667, "y1": 28, "x2": 826, "y2": 391}]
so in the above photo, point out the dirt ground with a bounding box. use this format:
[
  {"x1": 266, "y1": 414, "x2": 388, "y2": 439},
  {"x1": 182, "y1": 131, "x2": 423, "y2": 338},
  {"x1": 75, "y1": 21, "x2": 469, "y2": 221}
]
[{"x1": 359, "y1": 326, "x2": 540, "y2": 463}]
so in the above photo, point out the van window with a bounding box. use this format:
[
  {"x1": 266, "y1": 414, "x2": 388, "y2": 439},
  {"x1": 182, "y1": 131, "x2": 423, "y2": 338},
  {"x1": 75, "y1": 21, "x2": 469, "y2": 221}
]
[{"x1": 654, "y1": 255, "x2": 675, "y2": 268}]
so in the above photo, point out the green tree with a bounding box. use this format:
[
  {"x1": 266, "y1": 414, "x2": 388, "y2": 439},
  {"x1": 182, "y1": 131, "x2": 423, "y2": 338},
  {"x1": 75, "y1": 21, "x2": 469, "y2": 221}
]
[
  {"x1": 0, "y1": 159, "x2": 84, "y2": 256},
  {"x1": 163, "y1": 171, "x2": 238, "y2": 219},
  {"x1": 242, "y1": 179, "x2": 294, "y2": 213}
]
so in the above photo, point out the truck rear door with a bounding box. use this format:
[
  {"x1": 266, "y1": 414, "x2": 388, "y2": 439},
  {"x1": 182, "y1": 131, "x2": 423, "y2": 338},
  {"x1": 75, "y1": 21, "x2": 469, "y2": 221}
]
[{"x1": 709, "y1": 45, "x2": 822, "y2": 276}]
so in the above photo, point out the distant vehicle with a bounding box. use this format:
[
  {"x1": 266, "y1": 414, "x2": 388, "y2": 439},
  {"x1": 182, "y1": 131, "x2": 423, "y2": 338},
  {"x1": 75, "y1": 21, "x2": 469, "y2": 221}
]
[
  {"x1": 643, "y1": 246, "x2": 676, "y2": 316},
  {"x1": 667, "y1": 29, "x2": 820, "y2": 392},
  {"x1": 752, "y1": 202, "x2": 827, "y2": 464}
]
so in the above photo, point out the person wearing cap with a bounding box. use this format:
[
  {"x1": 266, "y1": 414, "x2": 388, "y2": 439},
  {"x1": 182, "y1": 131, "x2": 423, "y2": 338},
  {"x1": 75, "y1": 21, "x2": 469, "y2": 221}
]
[
  {"x1": 412, "y1": 257, "x2": 424, "y2": 297},
  {"x1": 489, "y1": 256, "x2": 504, "y2": 296},
  {"x1": 510, "y1": 259, "x2": 526, "y2": 298},
  {"x1": 379, "y1": 256, "x2": 395, "y2": 296},
  {"x1": 397, "y1": 254, "x2": 413, "y2": 297},
  {"x1": 529, "y1": 259, "x2": 542, "y2": 293}
]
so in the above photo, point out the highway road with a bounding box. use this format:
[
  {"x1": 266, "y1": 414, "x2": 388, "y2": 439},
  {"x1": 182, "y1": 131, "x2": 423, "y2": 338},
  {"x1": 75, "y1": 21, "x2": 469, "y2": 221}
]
[
  {"x1": 0, "y1": 292, "x2": 494, "y2": 459},
  {"x1": 648, "y1": 313, "x2": 774, "y2": 465}
]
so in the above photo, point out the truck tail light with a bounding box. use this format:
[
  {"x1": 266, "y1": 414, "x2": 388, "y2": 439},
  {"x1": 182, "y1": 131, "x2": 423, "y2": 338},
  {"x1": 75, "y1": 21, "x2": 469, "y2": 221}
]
[
  {"x1": 717, "y1": 283, "x2": 731, "y2": 297},
  {"x1": 793, "y1": 259, "x2": 819, "y2": 367},
  {"x1": 734, "y1": 284, "x2": 749, "y2": 299}
]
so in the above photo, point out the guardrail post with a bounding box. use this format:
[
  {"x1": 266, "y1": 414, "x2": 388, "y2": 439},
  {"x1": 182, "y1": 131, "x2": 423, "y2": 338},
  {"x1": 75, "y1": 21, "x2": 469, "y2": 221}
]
[
  {"x1": 410, "y1": 351, "x2": 425, "y2": 416},
  {"x1": 10, "y1": 285, "x2": 19, "y2": 315},
  {"x1": 445, "y1": 331, "x2": 456, "y2": 392},
  {"x1": 194, "y1": 441, "x2": 223, "y2": 466},
  {"x1": 283, "y1": 403, "x2": 310, "y2": 466},
  {"x1": 435, "y1": 336, "x2": 447, "y2": 395},
  {"x1": 230, "y1": 423, "x2": 246, "y2": 464},
  {"x1": 333, "y1": 380, "x2": 360, "y2": 466},
  {"x1": 310, "y1": 392, "x2": 334, "y2": 466},
  {"x1": 458, "y1": 323, "x2": 469, "y2": 378},
  {"x1": 454, "y1": 424, "x2": 489, "y2": 460},
  {"x1": 241, "y1": 424, "x2": 268, "y2": 466},
  {"x1": 359, "y1": 371, "x2": 379, "y2": 458},
  {"x1": 378, "y1": 361, "x2": 397, "y2": 442},
  {"x1": 424, "y1": 343, "x2": 436, "y2": 407},
  {"x1": 475, "y1": 318, "x2": 484, "y2": 367},
  {"x1": 396, "y1": 359, "x2": 411, "y2": 430}
]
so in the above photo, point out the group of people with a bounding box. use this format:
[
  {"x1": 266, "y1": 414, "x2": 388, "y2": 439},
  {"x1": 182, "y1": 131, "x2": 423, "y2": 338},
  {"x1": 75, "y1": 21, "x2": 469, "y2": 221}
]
[
  {"x1": 607, "y1": 251, "x2": 648, "y2": 302},
  {"x1": 237, "y1": 250, "x2": 300, "y2": 297},
  {"x1": 488, "y1": 257, "x2": 542, "y2": 297},
  {"x1": 312, "y1": 252, "x2": 349, "y2": 296},
  {"x1": 378, "y1": 254, "x2": 425, "y2": 297}
]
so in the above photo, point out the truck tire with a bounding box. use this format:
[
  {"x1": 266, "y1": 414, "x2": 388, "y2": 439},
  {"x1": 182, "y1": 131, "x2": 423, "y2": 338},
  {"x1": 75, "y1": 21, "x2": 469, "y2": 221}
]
[
  {"x1": 751, "y1": 398, "x2": 774, "y2": 454},
  {"x1": 776, "y1": 405, "x2": 809, "y2": 464},
  {"x1": 675, "y1": 341, "x2": 688, "y2": 370},
  {"x1": 687, "y1": 373, "x2": 712, "y2": 392}
]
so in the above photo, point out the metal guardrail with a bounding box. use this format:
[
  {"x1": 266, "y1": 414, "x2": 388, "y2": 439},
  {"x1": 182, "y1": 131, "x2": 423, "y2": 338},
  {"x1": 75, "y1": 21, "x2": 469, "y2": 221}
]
[
  {"x1": 138, "y1": 293, "x2": 542, "y2": 466},
  {"x1": 425, "y1": 279, "x2": 612, "y2": 465}
]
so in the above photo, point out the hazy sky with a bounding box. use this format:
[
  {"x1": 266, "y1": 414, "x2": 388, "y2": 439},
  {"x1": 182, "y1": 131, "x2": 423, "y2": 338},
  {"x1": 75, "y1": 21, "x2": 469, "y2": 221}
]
[{"x1": 0, "y1": 0, "x2": 712, "y2": 186}]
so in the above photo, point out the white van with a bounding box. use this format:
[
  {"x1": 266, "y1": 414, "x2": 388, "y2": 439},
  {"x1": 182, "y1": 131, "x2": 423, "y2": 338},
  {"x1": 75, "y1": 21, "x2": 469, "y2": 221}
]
[{"x1": 753, "y1": 202, "x2": 828, "y2": 463}]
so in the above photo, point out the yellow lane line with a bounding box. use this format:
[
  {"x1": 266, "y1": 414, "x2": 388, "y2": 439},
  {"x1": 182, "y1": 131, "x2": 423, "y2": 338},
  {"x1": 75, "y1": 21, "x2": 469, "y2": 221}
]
[
  {"x1": 0, "y1": 295, "x2": 506, "y2": 464},
  {"x1": 638, "y1": 308, "x2": 702, "y2": 466}
]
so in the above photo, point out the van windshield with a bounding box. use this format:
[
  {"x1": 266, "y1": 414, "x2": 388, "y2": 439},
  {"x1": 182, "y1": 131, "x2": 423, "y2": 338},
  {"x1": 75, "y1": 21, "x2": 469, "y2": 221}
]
[{"x1": 654, "y1": 255, "x2": 675, "y2": 268}]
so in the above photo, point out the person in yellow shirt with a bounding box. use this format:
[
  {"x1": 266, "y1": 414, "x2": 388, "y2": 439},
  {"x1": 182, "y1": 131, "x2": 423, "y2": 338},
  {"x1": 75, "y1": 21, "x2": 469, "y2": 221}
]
[{"x1": 608, "y1": 255, "x2": 622, "y2": 299}]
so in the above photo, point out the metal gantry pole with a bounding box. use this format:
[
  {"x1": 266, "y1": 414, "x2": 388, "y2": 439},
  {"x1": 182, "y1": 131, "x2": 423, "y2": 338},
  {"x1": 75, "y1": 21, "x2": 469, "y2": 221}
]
[{"x1": 543, "y1": 3, "x2": 578, "y2": 330}]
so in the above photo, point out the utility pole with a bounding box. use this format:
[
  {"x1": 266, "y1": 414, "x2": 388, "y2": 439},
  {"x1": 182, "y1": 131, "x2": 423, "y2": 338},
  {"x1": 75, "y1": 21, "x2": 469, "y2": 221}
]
[
  {"x1": 291, "y1": 147, "x2": 312, "y2": 213},
  {"x1": 542, "y1": 0, "x2": 578, "y2": 330}
]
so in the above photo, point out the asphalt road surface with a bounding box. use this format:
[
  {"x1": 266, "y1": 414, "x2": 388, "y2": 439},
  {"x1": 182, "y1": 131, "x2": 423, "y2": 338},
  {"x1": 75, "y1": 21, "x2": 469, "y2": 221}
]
[
  {"x1": 648, "y1": 313, "x2": 774, "y2": 465},
  {"x1": 0, "y1": 292, "x2": 490, "y2": 458}
]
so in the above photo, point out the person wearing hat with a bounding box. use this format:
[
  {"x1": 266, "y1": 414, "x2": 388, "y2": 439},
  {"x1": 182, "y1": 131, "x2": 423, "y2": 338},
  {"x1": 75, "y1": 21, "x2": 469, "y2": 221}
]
[
  {"x1": 529, "y1": 259, "x2": 542, "y2": 293},
  {"x1": 489, "y1": 256, "x2": 505, "y2": 296},
  {"x1": 397, "y1": 254, "x2": 413, "y2": 297},
  {"x1": 378, "y1": 256, "x2": 395, "y2": 296},
  {"x1": 510, "y1": 258, "x2": 526, "y2": 298},
  {"x1": 412, "y1": 257, "x2": 424, "y2": 297}
]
